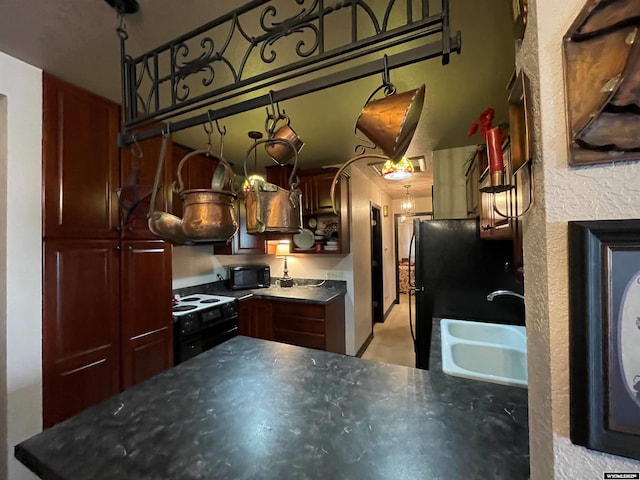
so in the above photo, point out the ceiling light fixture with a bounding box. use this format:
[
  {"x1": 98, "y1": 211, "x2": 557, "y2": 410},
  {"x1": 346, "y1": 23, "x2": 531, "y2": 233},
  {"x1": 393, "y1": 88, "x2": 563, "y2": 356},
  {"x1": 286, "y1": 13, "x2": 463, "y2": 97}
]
[
  {"x1": 382, "y1": 157, "x2": 414, "y2": 180},
  {"x1": 400, "y1": 185, "x2": 415, "y2": 215}
]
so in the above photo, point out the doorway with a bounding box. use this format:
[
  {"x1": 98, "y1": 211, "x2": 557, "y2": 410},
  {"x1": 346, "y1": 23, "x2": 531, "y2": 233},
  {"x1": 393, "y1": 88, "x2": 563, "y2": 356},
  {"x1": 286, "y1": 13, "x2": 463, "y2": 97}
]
[{"x1": 370, "y1": 203, "x2": 383, "y2": 324}]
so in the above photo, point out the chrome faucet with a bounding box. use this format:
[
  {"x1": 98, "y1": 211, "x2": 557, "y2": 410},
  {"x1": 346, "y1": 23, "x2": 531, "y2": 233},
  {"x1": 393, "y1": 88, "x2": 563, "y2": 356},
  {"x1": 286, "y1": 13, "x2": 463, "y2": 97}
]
[{"x1": 487, "y1": 290, "x2": 525, "y2": 301}]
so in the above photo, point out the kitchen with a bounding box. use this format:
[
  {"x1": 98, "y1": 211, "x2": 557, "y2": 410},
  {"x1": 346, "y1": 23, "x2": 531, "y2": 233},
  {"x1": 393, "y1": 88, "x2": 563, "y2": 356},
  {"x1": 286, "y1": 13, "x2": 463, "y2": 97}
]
[{"x1": 2, "y1": 0, "x2": 640, "y2": 479}]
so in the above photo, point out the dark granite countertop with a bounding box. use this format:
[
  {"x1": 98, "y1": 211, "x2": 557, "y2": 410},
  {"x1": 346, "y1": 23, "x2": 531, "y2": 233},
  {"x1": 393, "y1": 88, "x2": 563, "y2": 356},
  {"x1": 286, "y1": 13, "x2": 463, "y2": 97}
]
[
  {"x1": 176, "y1": 279, "x2": 347, "y2": 304},
  {"x1": 16, "y1": 336, "x2": 529, "y2": 480}
]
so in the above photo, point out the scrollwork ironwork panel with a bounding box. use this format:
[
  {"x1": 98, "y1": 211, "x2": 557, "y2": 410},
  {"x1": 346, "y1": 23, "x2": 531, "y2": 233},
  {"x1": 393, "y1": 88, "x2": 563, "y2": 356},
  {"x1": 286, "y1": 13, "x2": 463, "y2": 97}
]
[{"x1": 121, "y1": 0, "x2": 452, "y2": 130}]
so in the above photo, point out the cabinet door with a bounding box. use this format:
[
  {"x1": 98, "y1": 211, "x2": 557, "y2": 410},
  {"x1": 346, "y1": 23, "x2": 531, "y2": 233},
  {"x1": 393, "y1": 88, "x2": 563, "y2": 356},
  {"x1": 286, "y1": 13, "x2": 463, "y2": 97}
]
[
  {"x1": 214, "y1": 195, "x2": 266, "y2": 255},
  {"x1": 120, "y1": 240, "x2": 173, "y2": 389},
  {"x1": 265, "y1": 164, "x2": 294, "y2": 189},
  {"x1": 121, "y1": 135, "x2": 172, "y2": 239},
  {"x1": 238, "y1": 298, "x2": 272, "y2": 340},
  {"x1": 43, "y1": 239, "x2": 121, "y2": 427},
  {"x1": 312, "y1": 172, "x2": 339, "y2": 214},
  {"x1": 43, "y1": 74, "x2": 120, "y2": 239}
]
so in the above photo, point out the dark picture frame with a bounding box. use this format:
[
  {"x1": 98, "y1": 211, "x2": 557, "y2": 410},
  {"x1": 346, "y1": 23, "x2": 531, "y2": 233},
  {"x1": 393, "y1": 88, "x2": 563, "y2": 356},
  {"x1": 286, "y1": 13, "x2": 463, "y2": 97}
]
[
  {"x1": 507, "y1": 70, "x2": 533, "y2": 175},
  {"x1": 569, "y1": 220, "x2": 640, "y2": 461}
]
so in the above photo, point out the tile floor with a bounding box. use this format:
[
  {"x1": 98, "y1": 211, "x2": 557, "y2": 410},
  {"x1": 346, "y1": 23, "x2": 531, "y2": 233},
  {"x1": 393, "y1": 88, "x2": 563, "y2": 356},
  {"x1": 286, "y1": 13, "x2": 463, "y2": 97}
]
[{"x1": 361, "y1": 293, "x2": 416, "y2": 368}]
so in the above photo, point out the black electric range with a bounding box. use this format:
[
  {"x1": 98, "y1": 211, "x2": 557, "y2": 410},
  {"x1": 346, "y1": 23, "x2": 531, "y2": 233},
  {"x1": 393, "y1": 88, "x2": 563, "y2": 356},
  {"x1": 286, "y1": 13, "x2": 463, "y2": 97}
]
[{"x1": 172, "y1": 293, "x2": 239, "y2": 365}]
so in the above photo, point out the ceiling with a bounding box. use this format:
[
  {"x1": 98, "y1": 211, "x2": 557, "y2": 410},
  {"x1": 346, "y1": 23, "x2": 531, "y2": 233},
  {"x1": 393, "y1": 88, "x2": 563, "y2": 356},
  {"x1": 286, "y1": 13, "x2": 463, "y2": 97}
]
[{"x1": 0, "y1": 0, "x2": 515, "y2": 198}]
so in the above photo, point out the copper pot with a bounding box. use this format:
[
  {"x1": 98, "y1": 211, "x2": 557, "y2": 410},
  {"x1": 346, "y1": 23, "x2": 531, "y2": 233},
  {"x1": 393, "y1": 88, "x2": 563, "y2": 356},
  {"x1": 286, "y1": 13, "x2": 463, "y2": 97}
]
[
  {"x1": 265, "y1": 115, "x2": 304, "y2": 165},
  {"x1": 244, "y1": 138, "x2": 302, "y2": 235},
  {"x1": 172, "y1": 150, "x2": 238, "y2": 243}
]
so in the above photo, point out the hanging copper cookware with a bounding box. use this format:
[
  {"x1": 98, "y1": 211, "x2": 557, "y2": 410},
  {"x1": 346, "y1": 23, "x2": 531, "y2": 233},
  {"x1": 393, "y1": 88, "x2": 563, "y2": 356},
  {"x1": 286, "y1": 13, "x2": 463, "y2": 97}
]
[
  {"x1": 174, "y1": 150, "x2": 238, "y2": 242},
  {"x1": 355, "y1": 83, "x2": 426, "y2": 161},
  {"x1": 264, "y1": 113, "x2": 304, "y2": 165},
  {"x1": 244, "y1": 137, "x2": 302, "y2": 235}
]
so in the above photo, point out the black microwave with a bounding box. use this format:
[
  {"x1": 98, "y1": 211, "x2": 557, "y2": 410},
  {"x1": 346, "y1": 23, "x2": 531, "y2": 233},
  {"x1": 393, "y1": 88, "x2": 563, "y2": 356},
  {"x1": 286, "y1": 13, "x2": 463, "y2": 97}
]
[{"x1": 228, "y1": 265, "x2": 270, "y2": 290}]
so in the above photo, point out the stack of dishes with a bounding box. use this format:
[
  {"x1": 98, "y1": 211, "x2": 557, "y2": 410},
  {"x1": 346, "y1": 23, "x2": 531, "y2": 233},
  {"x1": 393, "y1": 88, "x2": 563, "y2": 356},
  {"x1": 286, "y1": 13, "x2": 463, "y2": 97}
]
[{"x1": 324, "y1": 240, "x2": 339, "y2": 251}]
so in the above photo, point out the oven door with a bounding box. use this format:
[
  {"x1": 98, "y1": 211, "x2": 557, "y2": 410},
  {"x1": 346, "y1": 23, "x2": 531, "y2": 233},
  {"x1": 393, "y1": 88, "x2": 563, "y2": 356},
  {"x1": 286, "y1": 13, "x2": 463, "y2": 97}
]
[{"x1": 174, "y1": 316, "x2": 238, "y2": 365}]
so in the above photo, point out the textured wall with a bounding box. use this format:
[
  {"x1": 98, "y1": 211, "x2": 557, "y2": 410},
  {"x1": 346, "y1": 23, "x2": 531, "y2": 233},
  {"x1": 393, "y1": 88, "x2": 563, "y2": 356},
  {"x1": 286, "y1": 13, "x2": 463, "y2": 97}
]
[
  {"x1": 0, "y1": 51, "x2": 43, "y2": 480},
  {"x1": 524, "y1": 0, "x2": 640, "y2": 477}
]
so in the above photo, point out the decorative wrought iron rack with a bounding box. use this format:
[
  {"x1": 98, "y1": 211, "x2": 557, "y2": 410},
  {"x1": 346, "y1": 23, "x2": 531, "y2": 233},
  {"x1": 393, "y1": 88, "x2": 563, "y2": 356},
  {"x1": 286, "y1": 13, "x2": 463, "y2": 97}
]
[{"x1": 117, "y1": 0, "x2": 461, "y2": 146}]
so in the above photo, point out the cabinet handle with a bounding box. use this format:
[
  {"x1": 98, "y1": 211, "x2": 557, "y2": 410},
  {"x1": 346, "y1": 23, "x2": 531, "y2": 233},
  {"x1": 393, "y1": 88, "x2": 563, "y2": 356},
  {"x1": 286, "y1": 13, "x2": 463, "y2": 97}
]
[
  {"x1": 115, "y1": 245, "x2": 121, "y2": 252},
  {"x1": 482, "y1": 224, "x2": 493, "y2": 231},
  {"x1": 127, "y1": 245, "x2": 134, "y2": 252},
  {"x1": 115, "y1": 226, "x2": 122, "y2": 233},
  {"x1": 127, "y1": 226, "x2": 133, "y2": 232}
]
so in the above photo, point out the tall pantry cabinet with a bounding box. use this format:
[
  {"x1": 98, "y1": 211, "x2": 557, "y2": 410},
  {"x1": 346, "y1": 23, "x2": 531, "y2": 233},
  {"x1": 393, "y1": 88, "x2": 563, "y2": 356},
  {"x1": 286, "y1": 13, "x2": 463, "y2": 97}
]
[{"x1": 42, "y1": 74, "x2": 173, "y2": 427}]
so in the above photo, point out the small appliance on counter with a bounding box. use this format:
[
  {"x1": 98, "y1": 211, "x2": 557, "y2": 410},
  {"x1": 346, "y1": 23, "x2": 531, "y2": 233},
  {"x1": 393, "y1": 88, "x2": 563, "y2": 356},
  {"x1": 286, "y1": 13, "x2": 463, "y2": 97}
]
[
  {"x1": 228, "y1": 264, "x2": 270, "y2": 290},
  {"x1": 172, "y1": 293, "x2": 238, "y2": 365}
]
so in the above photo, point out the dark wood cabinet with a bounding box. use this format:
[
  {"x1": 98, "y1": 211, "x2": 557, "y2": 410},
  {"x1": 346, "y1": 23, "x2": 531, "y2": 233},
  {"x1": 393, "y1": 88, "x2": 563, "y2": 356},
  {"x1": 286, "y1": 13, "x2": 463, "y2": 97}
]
[
  {"x1": 42, "y1": 74, "x2": 174, "y2": 426},
  {"x1": 120, "y1": 240, "x2": 173, "y2": 389},
  {"x1": 121, "y1": 134, "x2": 173, "y2": 240},
  {"x1": 43, "y1": 74, "x2": 121, "y2": 239},
  {"x1": 238, "y1": 298, "x2": 273, "y2": 340},
  {"x1": 214, "y1": 193, "x2": 267, "y2": 255},
  {"x1": 43, "y1": 239, "x2": 121, "y2": 427},
  {"x1": 298, "y1": 169, "x2": 339, "y2": 215},
  {"x1": 311, "y1": 173, "x2": 339, "y2": 214},
  {"x1": 239, "y1": 296, "x2": 345, "y2": 354}
]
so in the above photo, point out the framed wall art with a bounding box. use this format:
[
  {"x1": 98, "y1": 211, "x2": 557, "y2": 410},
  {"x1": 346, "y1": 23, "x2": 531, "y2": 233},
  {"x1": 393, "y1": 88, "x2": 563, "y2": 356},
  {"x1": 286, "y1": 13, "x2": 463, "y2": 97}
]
[
  {"x1": 507, "y1": 70, "x2": 533, "y2": 175},
  {"x1": 563, "y1": 0, "x2": 640, "y2": 166},
  {"x1": 569, "y1": 220, "x2": 640, "y2": 461}
]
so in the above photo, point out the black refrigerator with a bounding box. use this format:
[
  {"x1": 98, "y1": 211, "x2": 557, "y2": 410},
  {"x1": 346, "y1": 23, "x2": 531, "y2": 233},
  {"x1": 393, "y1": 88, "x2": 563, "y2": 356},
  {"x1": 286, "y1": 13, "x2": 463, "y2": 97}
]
[{"x1": 412, "y1": 217, "x2": 524, "y2": 369}]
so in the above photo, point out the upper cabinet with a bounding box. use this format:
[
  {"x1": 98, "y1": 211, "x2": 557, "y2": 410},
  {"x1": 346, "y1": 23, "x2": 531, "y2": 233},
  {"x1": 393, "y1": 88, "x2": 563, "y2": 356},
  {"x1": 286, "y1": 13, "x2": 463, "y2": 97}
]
[
  {"x1": 120, "y1": 133, "x2": 172, "y2": 240},
  {"x1": 43, "y1": 74, "x2": 121, "y2": 239},
  {"x1": 213, "y1": 193, "x2": 267, "y2": 255},
  {"x1": 296, "y1": 167, "x2": 350, "y2": 255}
]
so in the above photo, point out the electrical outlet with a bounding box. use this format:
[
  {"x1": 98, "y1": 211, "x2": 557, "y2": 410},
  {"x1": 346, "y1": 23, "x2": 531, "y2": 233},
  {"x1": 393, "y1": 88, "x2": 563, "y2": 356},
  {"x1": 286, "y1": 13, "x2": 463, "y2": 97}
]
[{"x1": 326, "y1": 270, "x2": 343, "y2": 280}]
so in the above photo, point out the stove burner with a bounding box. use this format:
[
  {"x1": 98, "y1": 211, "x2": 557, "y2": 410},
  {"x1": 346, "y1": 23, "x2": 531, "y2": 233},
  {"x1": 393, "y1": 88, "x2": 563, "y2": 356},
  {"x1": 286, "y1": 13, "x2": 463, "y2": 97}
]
[
  {"x1": 173, "y1": 305, "x2": 197, "y2": 312},
  {"x1": 181, "y1": 296, "x2": 201, "y2": 302},
  {"x1": 201, "y1": 298, "x2": 221, "y2": 303}
]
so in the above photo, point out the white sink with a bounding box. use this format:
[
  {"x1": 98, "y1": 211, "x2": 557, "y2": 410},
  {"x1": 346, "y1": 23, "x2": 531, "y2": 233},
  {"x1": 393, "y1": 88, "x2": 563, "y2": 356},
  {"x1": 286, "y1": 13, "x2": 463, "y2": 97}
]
[{"x1": 440, "y1": 319, "x2": 527, "y2": 388}]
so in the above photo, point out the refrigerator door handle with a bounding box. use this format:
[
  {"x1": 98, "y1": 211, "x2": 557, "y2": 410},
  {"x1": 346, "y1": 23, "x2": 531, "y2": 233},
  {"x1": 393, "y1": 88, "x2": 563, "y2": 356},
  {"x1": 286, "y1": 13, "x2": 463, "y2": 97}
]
[{"x1": 408, "y1": 233, "x2": 416, "y2": 347}]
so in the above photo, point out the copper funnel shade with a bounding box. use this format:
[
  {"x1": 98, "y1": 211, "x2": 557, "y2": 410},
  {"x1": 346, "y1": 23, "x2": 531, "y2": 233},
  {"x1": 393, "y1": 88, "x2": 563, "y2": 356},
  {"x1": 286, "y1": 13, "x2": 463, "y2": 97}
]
[{"x1": 356, "y1": 84, "x2": 425, "y2": 161}]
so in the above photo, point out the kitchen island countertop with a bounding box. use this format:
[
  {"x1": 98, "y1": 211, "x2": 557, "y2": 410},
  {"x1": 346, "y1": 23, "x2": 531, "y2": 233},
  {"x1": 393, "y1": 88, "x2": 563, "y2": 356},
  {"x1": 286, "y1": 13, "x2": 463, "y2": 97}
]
[{"x1": 16, "y1": 336, "x2": 529, "y2": 479}]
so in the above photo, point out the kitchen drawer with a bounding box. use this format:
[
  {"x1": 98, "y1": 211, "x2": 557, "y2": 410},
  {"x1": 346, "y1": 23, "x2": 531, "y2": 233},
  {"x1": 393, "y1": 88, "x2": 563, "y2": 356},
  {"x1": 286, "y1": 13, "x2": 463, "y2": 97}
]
[
  {"x1": 271, "y1": 301, "x2": 324, "y2": 319},
  {"x1": 275, "y1": 315, "x2": 325, "y2": 334},
  {"x1": 273, "y1": 328, "x2": 325, "y2": 351}
]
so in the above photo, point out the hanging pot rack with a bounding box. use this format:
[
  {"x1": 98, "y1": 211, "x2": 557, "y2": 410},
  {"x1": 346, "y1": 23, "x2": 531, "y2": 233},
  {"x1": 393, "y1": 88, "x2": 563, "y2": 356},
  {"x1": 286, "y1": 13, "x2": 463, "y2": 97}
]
[{"x1": 116, "y1": 0, "x2": 461, "y2": 147}]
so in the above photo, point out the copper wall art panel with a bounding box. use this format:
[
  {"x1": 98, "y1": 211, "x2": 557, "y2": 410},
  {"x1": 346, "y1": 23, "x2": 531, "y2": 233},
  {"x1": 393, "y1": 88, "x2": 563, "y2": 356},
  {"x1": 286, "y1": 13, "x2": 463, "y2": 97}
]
[{"x1": 563, "y1": 0, "x2": 640, "y2": 166}]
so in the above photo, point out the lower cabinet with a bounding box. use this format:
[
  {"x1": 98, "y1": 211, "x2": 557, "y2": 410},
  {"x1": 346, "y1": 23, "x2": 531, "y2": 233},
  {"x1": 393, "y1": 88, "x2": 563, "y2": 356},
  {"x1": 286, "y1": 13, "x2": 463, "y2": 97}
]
[
  {"x1": 238, "y1": 298, "x2": 272, "y2": 340},
  {"x1": 238, "y1": 296, "x2": 345, "y2": 354},
  {"x1": 43, "y1": 239, "x2": 173, "y2": 427},
  {"x1": 120, "y1": 241, "x2": 173, "y2": 389}
]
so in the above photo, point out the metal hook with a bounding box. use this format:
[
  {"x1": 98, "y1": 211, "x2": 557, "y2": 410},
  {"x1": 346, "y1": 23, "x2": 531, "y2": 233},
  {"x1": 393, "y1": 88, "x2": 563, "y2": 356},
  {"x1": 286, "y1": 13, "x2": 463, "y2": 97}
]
[
  {"x1": 215, "y1": 119, "x2": 227, "y2": 157},
  {"x1": 203, "y1": 111, "x2": 214, "y2": 152},
  {"x1": 265, "y1": 91, "x2": 278, "y2": 135},
  {"x1": 381, "y1": 55, "x2": 396, "y2": 96}
]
